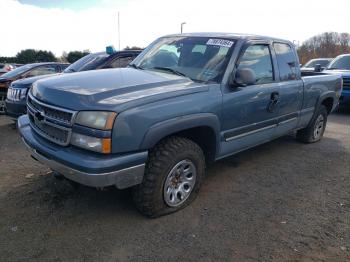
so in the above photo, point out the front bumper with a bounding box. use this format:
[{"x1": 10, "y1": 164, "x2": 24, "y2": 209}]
[
  {"x1": 5, "y1": 99, "x2": 27, "y2": 119},
  {"x1": 0, "y1": 90, "x2": 6, "y2": 114},
  {"x1": 18, "y1": 115, "x2": 148, "y2": 189}
]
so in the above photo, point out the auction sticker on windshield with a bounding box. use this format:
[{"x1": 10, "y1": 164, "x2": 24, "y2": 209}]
[{"x1": 206, "y1": 39, "x2": 234, "y2": 48}]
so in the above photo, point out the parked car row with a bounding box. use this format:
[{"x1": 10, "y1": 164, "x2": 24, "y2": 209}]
[
  {"x1": 300, "y1": 58, "x2": 333, "y2": 73},
  {"x1": 301, "y1": 55, "x2": 350, "y2": 104},
  {"x1": 14, "y1": 33, "x2": 343, "y2": 217},
  {"x1": 0, "y1": 62, "x2": 69, "y2": 114},
  {"x1": 4, "y1": 48, "x2": 141, "y2": 118}
]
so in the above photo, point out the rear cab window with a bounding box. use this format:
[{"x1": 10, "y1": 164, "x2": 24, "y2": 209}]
[
  {"x1": 273, "y1": 43, "x2": 299, "y2": 81},
  {"x1": 107, "y1": 56, "x2": 135, "y2": 68}
]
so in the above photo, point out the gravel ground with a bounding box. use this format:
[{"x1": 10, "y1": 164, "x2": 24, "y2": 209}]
[{"x1": 0, "y1": 107, "x2": 349, "y2": 262}]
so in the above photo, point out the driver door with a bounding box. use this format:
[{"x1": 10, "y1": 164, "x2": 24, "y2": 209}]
[{"x1": 220, "y1": 42, "x2": 280, "y2": 157}]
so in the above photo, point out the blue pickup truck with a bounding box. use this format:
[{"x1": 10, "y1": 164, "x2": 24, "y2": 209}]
[
  {"x1": 18, "y1": 33, "x2": 342, "y2": 217},
  {"x1": 322, "y1": 54, "x2": 350, "y2": 105}
]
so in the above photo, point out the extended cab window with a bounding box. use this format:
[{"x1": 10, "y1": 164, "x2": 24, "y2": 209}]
[
  {"x1": 273, "y1": 43, "x2": 298, "y2": 81},
  {"x1": 108, "y1": 56, "x2": 134, "y2": 68},
  {"x1": 27, "y1": 65, "x2": 57, "y2": 77},
  {"x1": 236, "y1": 44, "x2": 274, "y2": 85}
]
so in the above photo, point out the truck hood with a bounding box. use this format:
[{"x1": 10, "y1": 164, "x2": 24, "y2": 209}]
[{"x1": 31, "y1": 68, "x2": 208, "y2": 111}]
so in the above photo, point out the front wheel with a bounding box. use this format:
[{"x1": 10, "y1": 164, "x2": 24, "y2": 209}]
[
  {"x1": 296, "y1": 105, "x2": 328, "y2": 143},
  {"x1": 133, "y1": 137, "x2": 205, "y2": 218}
]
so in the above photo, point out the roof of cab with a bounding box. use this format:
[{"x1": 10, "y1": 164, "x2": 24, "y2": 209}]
[
  {"x1": 163, "y1": 32, "x2": 293, "y2": 44},
  {"x1": 24, "y1": 62, "x2": 69, "y2": 67}
]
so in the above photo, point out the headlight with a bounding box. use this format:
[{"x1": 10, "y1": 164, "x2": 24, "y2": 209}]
[
  {"x1": 71, "y1": 133, "x2": 111, "y2": 154},
  {"x1": 75, "y1": 111, "x2": 117, "y2": 130}
]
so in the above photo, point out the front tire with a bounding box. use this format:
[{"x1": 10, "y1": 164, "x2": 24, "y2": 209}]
[
  {"x1": 133, "y1": 137, "x2": 205, "y2": 218},
  {"x1": 296, "y1": 105, "x2": 328, "y2": 143}
]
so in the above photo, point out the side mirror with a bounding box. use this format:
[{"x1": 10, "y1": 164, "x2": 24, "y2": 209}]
[
  {"x1": 231, "y1": 68, "x2": 256, "y2": 87},
  {"x1": 314, "y1": 64, "x2": 322, "y2": 72}
]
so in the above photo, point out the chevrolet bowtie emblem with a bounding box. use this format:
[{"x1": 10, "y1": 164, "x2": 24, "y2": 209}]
[{"x1": 35, "y1": 111, "x2": 44, "y2": 121}]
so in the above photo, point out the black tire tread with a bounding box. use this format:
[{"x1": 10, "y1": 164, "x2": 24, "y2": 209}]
[
  {"x1": 133, "y1": 136, "x2": 205, "y2": 218},
  {"x1": 296, "y1": 105, "x2": 328, "y2": 143}
]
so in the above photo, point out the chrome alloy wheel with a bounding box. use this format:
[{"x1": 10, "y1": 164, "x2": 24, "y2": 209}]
[
  {"x1": 313, "y1": 114, "x2": 325, "y2": 140},
  {"x1": 163, "y1": 159, "x2": 197, "y2": 207}
]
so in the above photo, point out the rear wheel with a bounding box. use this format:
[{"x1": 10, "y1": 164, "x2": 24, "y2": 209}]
[
  {"x1": 296, "y1": 105, "x2": 328, "y2": 143},
  {"x1": 133, "y1": 137, "x2": 205, "y2": 218}
]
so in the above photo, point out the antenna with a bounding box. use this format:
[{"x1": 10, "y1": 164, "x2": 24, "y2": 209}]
[{"x1": 118, "y1": 12, "x2": 120, "y2": 50}]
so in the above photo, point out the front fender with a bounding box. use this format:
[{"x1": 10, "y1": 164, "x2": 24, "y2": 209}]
[{"x1": 140, "y1": 113, "x2": 221, "y2": 150}]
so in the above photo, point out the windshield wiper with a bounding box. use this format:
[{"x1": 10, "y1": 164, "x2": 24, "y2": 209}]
[
  {"x1": 327, "y1": 67, "x2": 340, "y2": 70},
  {"x1": 66, "y1": 68, "x2": 76, "y2": 72},
  {"x1": 129, "y1": 63, "x2": 143, "y2": 70},
  {"x1": 151, "y1": 67, "x2": 187, "y2": 77}
]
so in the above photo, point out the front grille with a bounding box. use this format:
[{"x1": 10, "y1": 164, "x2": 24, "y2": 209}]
[
  {"x1": 7, "y1": 88, "x2": 24, "y2": 101},
  {"x1": 29, "y1": 114, "x2": 70, "y2": 145},
  {"x1": 342, "y1": 77, "x2": 350, "y2": 90},
  {"x1": 27, "y1": 94, "x2": 76, "y2": 146},
  {"x1": 28, "y1": 95, "x2": 74, "y2": 125}
]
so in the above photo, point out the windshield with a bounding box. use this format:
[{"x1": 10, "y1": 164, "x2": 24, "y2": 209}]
[
  {"x1": 304, "y1": 59, "x2": 331, "y2": 68},
  {"x1": 1, "y1": 64, "x2": 33, "y2": 78},
  {"x1": 64, "y1": 53, "x2": 109, "y2": 73},
  {"x1": 327, "y1": 56, "x2": 350, "y2": 70},
  {"x1": 132, "y1": 36, "x2": 235, "y2": 83}
]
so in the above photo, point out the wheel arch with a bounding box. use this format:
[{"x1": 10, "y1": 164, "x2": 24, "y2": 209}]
[
  {"x1": 140, "y1": 113, "x2": 220, "y2": 163},
  {"x1": 316, "y1": 92, "x2": 336, "y2": 114}
]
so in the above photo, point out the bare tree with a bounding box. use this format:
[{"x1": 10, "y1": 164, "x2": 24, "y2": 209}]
[{"x1": 298, "y1": 32, "x2": 350, "y2": 65}]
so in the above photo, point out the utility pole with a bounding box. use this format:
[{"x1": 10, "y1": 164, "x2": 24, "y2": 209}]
[
  {"x1": 118, "y1": 12, "x2": 120, "y2": 50},
  {"x1": 181, "y1": 22, "x2": 186, "y2": 34}
]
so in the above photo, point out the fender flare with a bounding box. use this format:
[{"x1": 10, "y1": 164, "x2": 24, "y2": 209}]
[
  {"x1": 140, "y1": 113, "x2": 221, "y2": 152},
  {"x1": 316, "y1": 91, "x2": 337, "y2": 112}
]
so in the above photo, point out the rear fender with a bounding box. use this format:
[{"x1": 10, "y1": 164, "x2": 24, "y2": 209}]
[{"x1": 316, "y1": 91, "x2": 337, "y2": 113}]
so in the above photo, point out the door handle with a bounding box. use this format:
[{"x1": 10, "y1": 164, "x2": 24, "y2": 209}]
[
  {"x1": 267, "y1": 91, "x2": 280, "y2": 113},
  {"x1": 270, "y1": 91, "x2": 280, "y2": 102}
]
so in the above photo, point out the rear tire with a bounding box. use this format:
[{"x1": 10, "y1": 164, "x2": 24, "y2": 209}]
[
  {"x1": 296, "y1": 105, "x2": 328, "y2": 143},
  {"x1": 133, "y1": 137, "x2": 205, "y2": 218}
]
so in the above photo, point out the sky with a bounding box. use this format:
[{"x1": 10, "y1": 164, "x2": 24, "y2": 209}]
[{"x1": 1, "y1": 0, "x2": 350, "y2": 57}]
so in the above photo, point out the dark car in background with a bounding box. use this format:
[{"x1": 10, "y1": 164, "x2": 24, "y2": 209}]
[
  {"x1": 5, "y1": 49, "x2": 142, "y2": 118},
  {"x1": 0, "y1": 62, "x2": 69, "y2": 113},
  {"x1": 301, "y1": 58, "x2": 333, "y2": 73}
]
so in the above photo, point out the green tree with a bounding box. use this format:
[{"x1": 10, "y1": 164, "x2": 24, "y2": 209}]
[
  {"x1": 124, "y1": 46, "x2": 143, "y2": 50},
  {"x1": 15, "y1": 49, "x2": 36, "y2": 64},
  {"x1": 36, "y1": 50, "x2": 56, "y2": 62},
  {"x1": 0, "y1": 57, "x2": 17, "y2": 63},
  {"x1": 15, "y1": 49, "x2": 57, "y2": 64},
  {"x1": 66, "y1": 51, "x2": 90, "y2": 63}
]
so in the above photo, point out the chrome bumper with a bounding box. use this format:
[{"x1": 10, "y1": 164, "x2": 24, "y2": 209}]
[{"x1": 22, "y1": 138, "x2": 145, "y2": 189}]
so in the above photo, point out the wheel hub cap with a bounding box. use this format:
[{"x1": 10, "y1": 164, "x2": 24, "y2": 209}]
[
  {"x1": 163, "y1": 159, "x2": 197, "y2": 207},
  {"x1": 313, "y1": 114, "x2": 324, "y2": 140}
]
